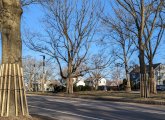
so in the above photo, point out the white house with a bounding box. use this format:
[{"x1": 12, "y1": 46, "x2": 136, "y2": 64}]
[
  {"x1": 98, "y1": 78, "x2": 107, "y2": 86},
  {"x1": 154, "y1": 63, "x2": 165, "y2": 85},
  {"x1": 44, "y1": 80, "x2": 61, "y2": 91},
  {"x1": 85, "y1": 77, "x2": 107, "y2": 87},
  {"x1": 73, "y1": 76, "x2": 85, "y2": 86},
  {"x1": 130, "y1": 63, "x2": 165, "y2": 86}
]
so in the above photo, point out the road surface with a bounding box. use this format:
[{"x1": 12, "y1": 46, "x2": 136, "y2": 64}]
[{"x1": 28, "y1": 95, "x2": 165, "y2": 120}]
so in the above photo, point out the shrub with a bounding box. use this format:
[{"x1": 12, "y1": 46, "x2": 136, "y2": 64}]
[{"x1": 73, "y1": 85, "x2": 94, "y2": 92}]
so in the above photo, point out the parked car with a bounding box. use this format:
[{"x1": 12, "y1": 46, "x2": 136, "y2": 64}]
[{"x1": 157, "y1": 85, "x2": 165, "y2": 91}]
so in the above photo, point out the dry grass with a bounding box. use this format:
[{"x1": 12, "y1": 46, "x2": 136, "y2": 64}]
[
  {"x1": 61, "y1": 91, "x2": 165, "y2": 100},
  {"x1": 27, "y1": 90, "x2": 165, "y2": 101},
  {"x1": 0, "y1": 115, "x2": 56, "y2": 120},
  {"x1": 0, "y1": 116, "x2": 33, "y2": 120}
]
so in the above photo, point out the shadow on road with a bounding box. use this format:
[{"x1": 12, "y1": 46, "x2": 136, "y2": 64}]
[
  {"x1": 28, "y1": 95, "x2": 165, "y2": 120},
  {"x1": 31, "y1": 114, "x2": 57, "y2": 120}
]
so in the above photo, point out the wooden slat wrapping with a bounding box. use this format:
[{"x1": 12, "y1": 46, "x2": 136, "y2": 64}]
[
  {"x1": 21, "y1": 67, "x2": 29, "y2": 115},
  {"x1": 1, "y1": 64, "x2": 8, "y2": 116},
  {"x1": 7, "y1": 64, "x2": 12, "y2": 116},
  {"x1": 14, "y1": 64, "x2": 18, "y2": 116},
  {"x1": 17, "y1": 64, "x2": 24, "y2": 115},
  {"x1": 0, "y1": 64, "x2": 29, "y2": 117}
]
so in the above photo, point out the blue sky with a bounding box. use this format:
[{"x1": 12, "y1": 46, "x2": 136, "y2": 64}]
[
  {"x1": 0, "y1": 1, "x2": 165, "y2": 65},
  {"x1": 21, "y1": 4, "x2": 44, "y2": 59},
  {"x1": 21, "y1": 3, "x2": 102, "y2": 60}
]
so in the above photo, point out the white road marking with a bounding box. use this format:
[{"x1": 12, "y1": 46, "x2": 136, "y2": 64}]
[{"x1": 29, "y1": 105, "x2": 105, "y2": 120}]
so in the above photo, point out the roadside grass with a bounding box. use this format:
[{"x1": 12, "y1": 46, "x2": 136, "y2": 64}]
[
  {"x1": 0, "y1": 115, "x2": 55, "y2": 120},
  {"x1": 27, "y1": 90, "x2": 165, "y2": 101}
]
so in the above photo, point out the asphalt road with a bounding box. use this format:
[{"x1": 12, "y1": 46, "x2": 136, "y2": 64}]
[{"x1": 27, "y1": 95, "x2": 165, "y2": 120}]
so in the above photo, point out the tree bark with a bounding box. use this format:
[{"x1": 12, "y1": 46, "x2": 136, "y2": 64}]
[
  {"x1": 139, "y1": 46, "x2": 149, "y2": 98},
  {"x1": 66, "y1": 59, "x2": 73, "y2": 94},
  {"x1": 149, "y1": 60, "x2": 157, "y2": 94},
  {"x1": 139, "y1": 0, "x2": 149, "y2": 98},
  {"x1": 1, "y1": 0, "x2": 22, "y2": 66},
  {"x1": 124, "y1": 54, "x2": 131, "y2": 92},
  {"x1": 0, "y1": 0, "x2": 29, "y2": 118},
  {"x1": 28, "y1": 73, "x2": 33, "y2": 91}
]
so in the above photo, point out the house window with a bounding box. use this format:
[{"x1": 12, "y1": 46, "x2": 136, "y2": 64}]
[{"x1": 163, "y1": 80, "x2": 165, "y2": 85}]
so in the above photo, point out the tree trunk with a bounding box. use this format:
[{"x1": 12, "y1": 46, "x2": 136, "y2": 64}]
[
  {"x1": 66, "y1": 78, "x2": 70, "y2": 94},
  {"x1": 125, "y1": 73, "x2": 131, "y2": 92},
  {"x1": 139, "y1": 48, "x2": 145, "y2": 97},
  {"x1": 28, "y1": 73, "x2": 33, "y2": 91},
  {"x1": 1, "y1": 2, "x2": 22, "y2": 66},
  {"x1": 70, "y1": 78, "x2": 73, "y2": 94},
  {"x1": 149, "y1": 60, "x2": 157, "y2": 94},
  {"x1": 138, "y1": 0, "x2": 149, "y2": 98},
  {"x1": 139, "y1": 47, "x2": 149, "y2": 98},
  {"x1": 66, "y1": 60, "x2": 73, "y2": 94},
  {"x1": 95, "y1": 80, "x2": 98, "y2": 91},
  {"x1": 0, "y1": 0, "x2": 29, "y2": 118},
  {"x1": 66, "y1": 77, "x2": 73, "y2": 94},
  {"x1": 124, "y1": 58, "x2": 131, "y2": 92}
]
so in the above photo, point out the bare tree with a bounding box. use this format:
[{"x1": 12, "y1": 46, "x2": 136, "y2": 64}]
[
  {"x1": 0, "y1": 0, "x2": 41, "y2": 118},
  {"x1": 86, "y1": 52, "x2": 114, "y2": 90},
  {"x1": 101, "y1": 5, "x2": 136, "y2": 92},
  {"x1": 21, "y1": 0, "x2": 41, "y2": 6},
  {"x1": 23, "y1": 56, "x2": 56, "y2": 91},
  {"x1": 25, "y1": 0, "x2": 102, "y2": 94},
  {"x1": 23, "y1": 56, "x2": 36, "y2": 91},
  {"x1": 144, "y1": 3, "x2": 165, "y2": 94},
  {"x1": 115, "y1": 0, "x2": 165, "y2": 98}
]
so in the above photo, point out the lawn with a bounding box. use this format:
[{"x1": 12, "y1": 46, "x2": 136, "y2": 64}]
[{"x1": 28, "y1": 90, "x2": 165, "y2": 101}]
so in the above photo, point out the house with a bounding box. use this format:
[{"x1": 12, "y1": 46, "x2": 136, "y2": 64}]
[
  {"x1": 98, "y1": 78, "x2": 107, "y2": 86},
  {"x1": 44, "y1": 80, "x2": 61, "y2": 91},
  {"x1": 130, "y1": 63, "x2": 165, "y2": 86},
  {"x1": 73, "y1": 76, "x2": 85, "y2": 86},
  {"x1": 85, "y1": 77, "x2": 107, "y2": 87},
  {"x1": 154, "y1": 64, "x2": 165, "y2": 85},
  {"x1": 106, "y1": 80, "x2": 123, "y2": 90},
  {"x1": 106, "y1": 80, "x2": 123, "y2": 87}
]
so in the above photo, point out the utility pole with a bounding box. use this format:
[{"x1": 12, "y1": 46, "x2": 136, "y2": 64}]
[
  {"x1": 41, "y1": 55, "x2": 45, "y2": 93},
  {"x1": 115, "y1": 63, "x2": 122, "y2": 89},
  {"x1": 33, "y1": 64, "x2": 36, "y2": 92}
]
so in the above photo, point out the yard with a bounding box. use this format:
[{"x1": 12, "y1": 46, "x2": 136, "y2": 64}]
[{"x1": 27, "y1": 91, "x2": 165, "y2": 105}]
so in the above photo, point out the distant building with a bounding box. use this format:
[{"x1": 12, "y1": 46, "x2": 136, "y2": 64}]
[
  {"x1": 98, "y1": 78, "x2": 107, "y2": 86},
  {"x1": 106, "y1": 80, "x2": 123, "y2": 87},
  {"x1": 130, "y1": 63, "x2": 165, "y2": 86},
  {"x1": 44, "y1": 80, "x2": 61, "y2": 91},
  {"x1": 85, "y1": 77, "x2": 107, "y2": 87},
  {"x1": 73, "y1": 76, "x2": 85, "y2": 86}
]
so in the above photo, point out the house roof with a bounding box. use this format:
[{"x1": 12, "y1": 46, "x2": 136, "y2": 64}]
[
  {"x1": 130, "y1": 66, "x2": 140, "y2": 73},
  {"x1": 106, "y1": 80, "x2": 123, "y2": 86},
  {"x1": 46, "y1": 80, "x2": 61, "y2": 86},
  {"x1": 85, "y1": 77, "x2": 106, "y2": 82},
  {"x1": 130, "y1": 63, "x2": 161, "y2": 73},
  {"x1": 150, "y1": 63, "x2": 161, "y2": 69}
]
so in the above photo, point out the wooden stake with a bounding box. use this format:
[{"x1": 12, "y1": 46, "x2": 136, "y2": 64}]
[
  {"x1": 14, "y1": 64, "x2": 18, "y2": 116},
  {"x1": 1, "y1": 64, "x2": 8, "y2": 116},
  {"x1": 0, "y1": 64, "x2": 4, "y2": 110},
  {"x1": 17, "y1": 64, "x2": 24, "y2": 115},
  {"x1": 21, "y1": 67, "x2": 29, "y2": 115},
  {"x1": 7, "y1": 64, "x2": 12, "y2": 116},
  {"x1": 0, "y1": 65, "x2": 1, "y2": 106}
]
